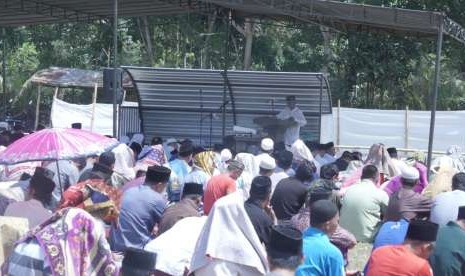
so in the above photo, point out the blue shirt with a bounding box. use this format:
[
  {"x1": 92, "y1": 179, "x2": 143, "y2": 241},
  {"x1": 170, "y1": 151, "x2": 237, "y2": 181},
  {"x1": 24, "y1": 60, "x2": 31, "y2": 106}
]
[
  {"x1": 296, "y1": 228, "x2": 345, "y2": 276},
  {"x1": 110, "y1": 185, "x2": 167, "y2": 252},
  {"x1": 372, "y1": 219, "x2": 409, "y2": 250},
  {"x1": 168, "y1": 159, "x2": 191, "y2": 201}
]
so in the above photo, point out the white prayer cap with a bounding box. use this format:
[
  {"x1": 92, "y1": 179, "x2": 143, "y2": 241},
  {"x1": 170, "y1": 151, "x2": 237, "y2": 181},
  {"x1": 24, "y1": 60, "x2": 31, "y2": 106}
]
[
  {"x1": 401, "y1": 165, "x2": 419, "y2": 180},
  {"x1": 166, "y1": 138, "x2": 178, "y2": 145},
  {"x1": 261, "y1": 138, "x2": 274, "y2": 152},
  {"x1": 220, "y1": 149, "x2": 233, "y2": 162},
  {"x1": 260, "y1": 155, "x2": 276, "y2": 170}
]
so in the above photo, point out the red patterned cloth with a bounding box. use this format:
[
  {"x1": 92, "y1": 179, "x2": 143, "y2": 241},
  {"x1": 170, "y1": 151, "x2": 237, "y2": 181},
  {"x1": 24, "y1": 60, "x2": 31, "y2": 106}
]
[{"x1": 58, "y1": 179, "x2": 122, "y2": 224}]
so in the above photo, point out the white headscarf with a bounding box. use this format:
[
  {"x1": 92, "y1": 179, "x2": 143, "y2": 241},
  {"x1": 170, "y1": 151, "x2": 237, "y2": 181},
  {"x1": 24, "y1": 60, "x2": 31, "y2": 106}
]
[
  {"x1": 190, "y1": 192, "x2": 268, "y2": 275},
  {"x1": 145, "y1": 216, "x2": 208, "y2": 275},
  {"x1": 290, "y1": 139, "x2": 314, "y2": 162},
  {"x1": 235, "y1": 153, "x2": 257, "y2": 198},
  {"x1": 218, "y1": 149, "x2": 233, "y2": 173},
  {"x1": 235, "y1": 153, "x2": 258, "y2": 176},
  {"x1": 111, "y1": 143, "x2": 136, "y2": 181}
]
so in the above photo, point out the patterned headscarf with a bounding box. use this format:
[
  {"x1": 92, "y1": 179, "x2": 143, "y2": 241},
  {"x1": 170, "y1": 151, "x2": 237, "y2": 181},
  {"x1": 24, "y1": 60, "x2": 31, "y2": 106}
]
[
  {"x1": 143, "y1": 144, "x2": 167, "y2": 166},
  {"x1": 58, "y1": 179, "x2": 121, "y2": 224},
  {"x1": 9, "y1": 208, "x2": 118, "y2": 276},
  {"x1": 193, "y1": 151, "x2": 215, "y2": 176}
]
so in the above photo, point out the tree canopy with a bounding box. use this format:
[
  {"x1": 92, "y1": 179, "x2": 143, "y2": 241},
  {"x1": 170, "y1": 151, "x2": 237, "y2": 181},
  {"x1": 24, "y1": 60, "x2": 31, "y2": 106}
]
[{"x1": 1, "y1": 0, "x2": 465, "y2": 117}]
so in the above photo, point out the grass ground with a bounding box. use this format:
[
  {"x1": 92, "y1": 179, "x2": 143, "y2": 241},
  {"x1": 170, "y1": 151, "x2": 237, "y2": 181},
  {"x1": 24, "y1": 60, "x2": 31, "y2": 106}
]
[{"x1": 347, "y1": 242, "x2": 373, "y2": 273}]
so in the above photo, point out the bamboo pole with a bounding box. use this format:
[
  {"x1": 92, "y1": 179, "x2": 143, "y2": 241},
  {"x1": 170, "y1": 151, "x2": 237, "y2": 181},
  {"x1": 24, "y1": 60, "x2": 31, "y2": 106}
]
[
  {"x1": 90, "y1": 82, "x2": 98, "y2": 132},
  {"x1": 53, "y1": 87, "x2": 59, "y2": 99},
  {"x1": 34, "y1": 85, "x2": 41, "y2": 130}
]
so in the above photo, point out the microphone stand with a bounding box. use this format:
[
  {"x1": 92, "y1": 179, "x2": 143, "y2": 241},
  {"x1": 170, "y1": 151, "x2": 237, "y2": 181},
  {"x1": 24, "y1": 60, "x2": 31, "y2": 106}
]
[
  {"x1": 199, "y1": 99, "x2": 230, "y2": 149},
  {"x1": 199, "y1": 88, "x2": 203, "y2": 145}
]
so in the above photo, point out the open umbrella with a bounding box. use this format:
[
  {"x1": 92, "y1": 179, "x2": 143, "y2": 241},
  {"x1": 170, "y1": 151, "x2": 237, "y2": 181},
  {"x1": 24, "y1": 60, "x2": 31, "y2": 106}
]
[
  {"x1": 0, "y1": 128, "x2": 120, "y2": 195},
  {"x1": 0, "y1": 128, "x2": 119, "y2": 165}
]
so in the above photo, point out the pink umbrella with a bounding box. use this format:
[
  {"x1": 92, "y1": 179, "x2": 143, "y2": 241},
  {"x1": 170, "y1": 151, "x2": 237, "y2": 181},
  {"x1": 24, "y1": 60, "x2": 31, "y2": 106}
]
[{"x1": 0, "y1": 128, "x2": 119, "y2": 165}]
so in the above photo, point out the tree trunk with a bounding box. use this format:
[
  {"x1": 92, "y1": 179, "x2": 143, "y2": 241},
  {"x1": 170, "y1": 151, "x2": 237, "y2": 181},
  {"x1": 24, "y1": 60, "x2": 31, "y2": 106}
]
[
  {"x1": 347, "y1": 34, "x2": 357, "y2": 104},
  {"x1": 141, "y1": 16, "x2": 154, "y2": 66},
  {"x1": 243, "y1": 18, "x2": 254, "y2": 70},
  {"x1": 320, "y1": 26, "x2": 332, "y2": 73},
  {"x1": 201, "y1": 10, "x2": 217, "y2": 69}
]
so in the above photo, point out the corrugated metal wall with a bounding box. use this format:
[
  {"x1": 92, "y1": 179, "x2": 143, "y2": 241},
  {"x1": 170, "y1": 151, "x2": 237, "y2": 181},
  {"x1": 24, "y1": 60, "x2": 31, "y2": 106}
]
[
  {"x1": 123, "y1": 67, "x2": 332, "y2": 146},
  {"x1": 119, "y1": 106, "x2": 141, "y2": 138}
]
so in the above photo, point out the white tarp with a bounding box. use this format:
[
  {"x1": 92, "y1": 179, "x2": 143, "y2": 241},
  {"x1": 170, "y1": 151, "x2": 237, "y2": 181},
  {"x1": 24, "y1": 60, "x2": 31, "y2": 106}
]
[
  {"x1": 320, "y1": 113, "x2": 335, "y2": 144},
  {"x1": 51, "y1": 98, "x2": 465, "y2": 152},
  {"x1": 334, "y1": 107, "x2": 465, "y2": 152},
  {"x1": 50, "y1": 98, "x2": 137, "y2": 136}
]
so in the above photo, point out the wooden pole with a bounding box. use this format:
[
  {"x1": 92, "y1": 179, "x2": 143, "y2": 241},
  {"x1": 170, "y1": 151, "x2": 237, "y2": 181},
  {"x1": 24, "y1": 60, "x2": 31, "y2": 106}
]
[
  {"x1": 337, "y1": 99, "x2": 341, "y2": 146},
  {"x1": 50, "y1": 87, "x2": 59, "y2": 128},
  {"x1": 34, "y1": 85, "x2": 41, "y2": 130},
  {"x1": 404, "y1": 105, "x2": 409, "y2": 150},
  {"x1": 90, "y1": 82, "x2": 98, "y2": 132},
  {"x1": 53, "y1": 87, "x2": 59, "y2": 99}
]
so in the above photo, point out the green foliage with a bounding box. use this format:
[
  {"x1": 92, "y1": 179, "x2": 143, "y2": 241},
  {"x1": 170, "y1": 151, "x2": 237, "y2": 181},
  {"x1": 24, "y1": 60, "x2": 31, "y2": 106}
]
[
  {"x1": 1, "y1": 1, "x2": 465, "y2": 114},
  {"x1": 7, "y1": 41, "x2": 39, "y2": 92}
]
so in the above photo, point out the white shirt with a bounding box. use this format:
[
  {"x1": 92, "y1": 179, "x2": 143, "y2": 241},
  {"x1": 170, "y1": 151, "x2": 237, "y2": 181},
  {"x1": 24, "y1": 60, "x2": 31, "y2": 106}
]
[
  {"x1": 270, "y1": 171, "x2": 289, "y2": 195},
  {"x1": 276, "y1": 107, "x2": 307, "y2": 146},
  {"x1": 430, "y1": 190, "x2": 465, "y2": 225},
  {"x1": 185, "y1": 168, "x2": 211, "y2": 190},
  {"x1": 4, "y1": 199, "x2": 52, "y2": 229}
]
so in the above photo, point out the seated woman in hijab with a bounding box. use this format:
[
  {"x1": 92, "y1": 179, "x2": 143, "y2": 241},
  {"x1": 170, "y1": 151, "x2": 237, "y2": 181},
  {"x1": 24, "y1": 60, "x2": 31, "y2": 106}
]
[
  {"x1": 342, "y1": 143, "x2": 399, "y2": 189},
  {"x1": 290, "y1": 139, "x2": 320, "y2": 177},
  {"x1": 422, "y1": 164, "x2": 457, "y2": 198},
  {"x1": 4, "y1": 206, "x2": 120, "y2": 275},
  {"x1": 57, "y1": 179, "x2": 122, "y2": 226},
  {"x1": 185, "y1": 150, "x2": 215, "y2": 190},
  {"x1": 235, "y1": 153, "x2": 257, "y2": 199},
  {"x1": 137, "y1": 139, "x2": 167, "y2": 167},
  {"x1": 190, "y1": 192, "x2": 269, "y2": 275},
  {"x1": 111, "y1": 143, "x2": 137, "y2": 188}
]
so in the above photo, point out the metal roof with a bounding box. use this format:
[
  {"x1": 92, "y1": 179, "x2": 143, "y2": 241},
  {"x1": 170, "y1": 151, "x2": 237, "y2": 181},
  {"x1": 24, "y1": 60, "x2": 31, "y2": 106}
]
[
  {"x1": 30, "y1": 67, "x2": 133, "y2": 88},
  {"x1": 124, "y1": 66, "x2": 331, "y2": 145},
  {"x1": 0, "y1": 0, "x2": 464, "y2": 44}
]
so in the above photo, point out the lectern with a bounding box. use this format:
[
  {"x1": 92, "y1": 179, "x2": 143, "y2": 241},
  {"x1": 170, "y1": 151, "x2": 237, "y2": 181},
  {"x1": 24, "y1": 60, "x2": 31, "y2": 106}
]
[{"x1": 253, "y1": 116, "x2": 290, "y2": 143}]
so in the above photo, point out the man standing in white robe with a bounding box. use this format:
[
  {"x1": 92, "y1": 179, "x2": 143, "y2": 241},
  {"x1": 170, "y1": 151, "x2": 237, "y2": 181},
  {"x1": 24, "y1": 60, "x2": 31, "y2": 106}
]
[{"x1": 276, "y1": 95, "x2": 307, "y2": 147}]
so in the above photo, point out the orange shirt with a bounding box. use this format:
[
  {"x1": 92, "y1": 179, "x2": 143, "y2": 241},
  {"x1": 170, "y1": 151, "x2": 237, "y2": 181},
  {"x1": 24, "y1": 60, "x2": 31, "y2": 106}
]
[
  {"x1": 367, "y1": 245, "x2": 432, "y2": 276},
  {"x1": 203, "y1": 174, "x2": 236, "y2": 215}
]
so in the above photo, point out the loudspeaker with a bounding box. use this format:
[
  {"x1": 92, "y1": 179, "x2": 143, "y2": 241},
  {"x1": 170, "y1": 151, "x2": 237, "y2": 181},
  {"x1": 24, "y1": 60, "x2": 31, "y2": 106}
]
[{"x1": 102, "y1": 68, "x2": 123, "y2": 104}]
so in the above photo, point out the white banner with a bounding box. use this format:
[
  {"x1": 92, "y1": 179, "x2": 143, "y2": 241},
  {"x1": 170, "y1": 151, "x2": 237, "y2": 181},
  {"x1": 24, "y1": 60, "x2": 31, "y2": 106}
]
[
  {"x1": 52, "y1": 99, "x2": 464, "y2": 152},
  {"x1": 50, "y1": 98, "x2": 137, "y2": 136},
  {"x1": 334, "y1": 107, "x2": 465, "y2": 152}
]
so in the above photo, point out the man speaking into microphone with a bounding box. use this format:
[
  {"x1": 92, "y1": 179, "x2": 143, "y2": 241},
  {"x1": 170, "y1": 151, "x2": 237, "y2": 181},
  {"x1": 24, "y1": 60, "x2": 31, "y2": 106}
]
[{"x1": 276, "y1": 95, "x2": 307, "y2": 147}]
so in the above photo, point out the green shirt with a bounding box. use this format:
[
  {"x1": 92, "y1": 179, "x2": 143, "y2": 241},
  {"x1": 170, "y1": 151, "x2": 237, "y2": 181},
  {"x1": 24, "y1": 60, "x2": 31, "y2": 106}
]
[
  {"x1": 339, "y1": 179, "x2": 389, "y2": 242},
  {"x1": 429, "y1": 221, "x2": 465, "y2": 276}
]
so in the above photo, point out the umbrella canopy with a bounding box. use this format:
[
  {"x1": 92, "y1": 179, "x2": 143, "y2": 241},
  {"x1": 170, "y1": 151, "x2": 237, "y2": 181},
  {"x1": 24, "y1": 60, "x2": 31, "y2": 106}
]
[{"x1": 0, "y1": 128, "x2": 119, "y2": 165}]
